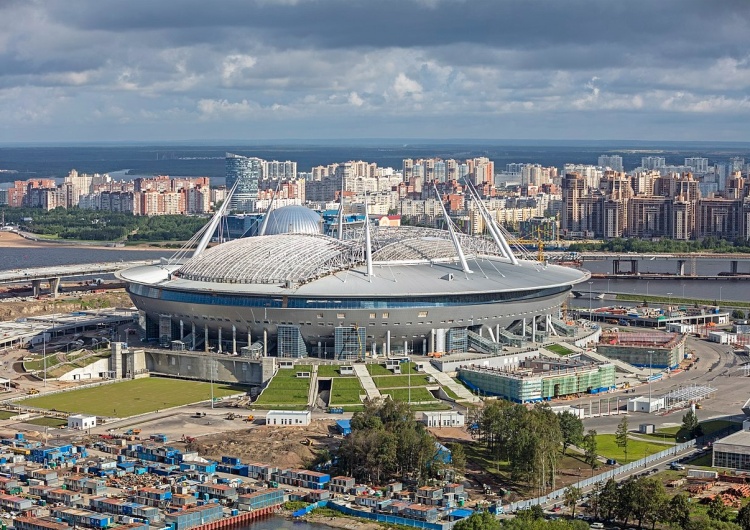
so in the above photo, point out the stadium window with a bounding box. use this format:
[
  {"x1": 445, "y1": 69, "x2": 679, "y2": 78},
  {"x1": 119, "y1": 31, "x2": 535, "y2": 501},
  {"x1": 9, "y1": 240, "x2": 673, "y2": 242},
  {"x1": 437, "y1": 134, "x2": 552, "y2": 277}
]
[
  {"x1": 418, "y1": 311, "x2": 428, "y2": 318},
  {"x1": 382, "y1": 312, "x2": 389, "y2": 318},
  {"x1": 317, "y1": 313, "x2": 323, "y2": 319},
  {"x1": 337, "y1": 313, "x2": 345, "y2": 319},
  {"x1": 369, "y1": 313, "x2": 376, "y2": 319}
]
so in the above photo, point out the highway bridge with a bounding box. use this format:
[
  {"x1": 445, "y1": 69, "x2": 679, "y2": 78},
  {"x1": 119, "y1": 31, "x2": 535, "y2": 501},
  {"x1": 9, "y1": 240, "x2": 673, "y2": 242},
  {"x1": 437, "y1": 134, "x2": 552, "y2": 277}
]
[
  {"x1": 0, "y1": 260, "x2": 155, "y2": 297},
  {"x1": 546, "y1": 251, "x2": 750, "y2": 276}
]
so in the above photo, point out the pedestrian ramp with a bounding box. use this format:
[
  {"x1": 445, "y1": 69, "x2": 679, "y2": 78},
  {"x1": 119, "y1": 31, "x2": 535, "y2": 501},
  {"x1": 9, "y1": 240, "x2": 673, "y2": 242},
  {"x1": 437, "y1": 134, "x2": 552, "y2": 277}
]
[
  {"x1": 352, "y1": 364, "x2": 381, "y2": 400},
  {"x1": 420, "y1": 363, "x2": 480, "y2": 403}
]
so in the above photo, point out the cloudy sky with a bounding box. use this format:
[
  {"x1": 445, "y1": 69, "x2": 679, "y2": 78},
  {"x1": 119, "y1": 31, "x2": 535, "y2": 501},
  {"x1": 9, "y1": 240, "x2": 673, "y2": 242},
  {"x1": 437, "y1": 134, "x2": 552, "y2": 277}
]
[{"x1": 0, "y1": 0, "x2": 749, "y2": 143}]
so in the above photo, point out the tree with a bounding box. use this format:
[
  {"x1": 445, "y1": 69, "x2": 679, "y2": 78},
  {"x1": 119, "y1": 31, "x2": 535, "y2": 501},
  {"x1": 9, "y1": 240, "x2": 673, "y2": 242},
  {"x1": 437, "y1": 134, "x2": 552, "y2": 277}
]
[
  {"x1": 564, "y1": 486, "x2": 583, "y2": 518},
  {"x1": 559, "y1": 411, "x2": 584, "y2": 455},
  {"x1": 669, "y1": 493, "x2": 692, "y2": 529},
  {"x1": 448, "y1": 442, "x2": 466, "y2": 476},
  {"x1": 453, "y1": 510, "x2": 501, "y2": 530},
  {"x1": 682, "y1": 408, "x2": 700, "y2": 440},
  {"x1": 738, "y1": 503, "x2": 750, "y2": 530},
  {"x1": 615, "y1": 415, "x2": 629, "y2": 462},
  {"x1": 516, "y1": 504, "x2": 544, "y2": 521},
  {"x1": 597, "y1": 479, "x2": 619, "y2": 522},
  {"x1": 732, "y1": 309, "x2": 746, "y2": 320},
  {"x1": 582, "y1": 429, "x2": 599, "y2": 475},
  {"x1": 707, "y1": 496, "x2": 732, "y2": 522}
]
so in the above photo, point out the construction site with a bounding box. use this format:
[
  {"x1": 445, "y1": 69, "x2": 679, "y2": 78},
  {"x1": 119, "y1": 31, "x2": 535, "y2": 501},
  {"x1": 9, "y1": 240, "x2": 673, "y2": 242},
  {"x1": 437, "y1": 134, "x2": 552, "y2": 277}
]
[
  {"x1": 456, "y1": 356, "x2": 616, "y2": 403},
  {"x1": 597, "y1": 330, "x2": 687, "y2": 369}
]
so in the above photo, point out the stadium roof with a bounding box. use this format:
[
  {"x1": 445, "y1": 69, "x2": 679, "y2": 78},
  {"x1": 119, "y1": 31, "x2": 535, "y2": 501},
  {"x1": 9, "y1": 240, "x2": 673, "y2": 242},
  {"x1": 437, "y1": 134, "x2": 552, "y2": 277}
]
[{"x1": 263, "y1": 205, "x2": 322, "y2": 236}]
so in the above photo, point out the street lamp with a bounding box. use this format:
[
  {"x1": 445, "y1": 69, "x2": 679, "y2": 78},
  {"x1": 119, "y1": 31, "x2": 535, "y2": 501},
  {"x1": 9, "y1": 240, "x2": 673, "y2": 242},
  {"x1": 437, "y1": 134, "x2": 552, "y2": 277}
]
[
  {"x1": 667, "y1": 292, "x2": 672, "y2": 308},
  {"x1": 588, "y1": 282, "x2": 593, "y2": 317},
  {"x1": 607, "y1": 279, "x2": 611, "y2": 294},
  {"x1": 682, "y1": 283, "x2": 686, "y2": 299},
  {"x1": 646, "y1": 281, "x2": 650, "y2": 296},
  {"x1": 720, "y1": 286, "x2": 723, "y2": 306}
]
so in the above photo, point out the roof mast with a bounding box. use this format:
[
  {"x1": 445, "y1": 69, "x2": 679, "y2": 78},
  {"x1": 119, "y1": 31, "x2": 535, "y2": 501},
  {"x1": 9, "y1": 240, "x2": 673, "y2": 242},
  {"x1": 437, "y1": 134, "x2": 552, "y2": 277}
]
[
  {"x1": 337, "y1": 174, "x2": 345, "y2": 240},
  {"x1": 364, "y1": 193, "x2": 374, "y2": 280},
  {"x1": 433, "y1": 182, "x2": 472, "y2": 274},
  {"x1": 464, "y1": 179, "x2": 519, "y2": 265},
  {"x1": 194, "y1": 180, "x2": 238, "y2": 257}
]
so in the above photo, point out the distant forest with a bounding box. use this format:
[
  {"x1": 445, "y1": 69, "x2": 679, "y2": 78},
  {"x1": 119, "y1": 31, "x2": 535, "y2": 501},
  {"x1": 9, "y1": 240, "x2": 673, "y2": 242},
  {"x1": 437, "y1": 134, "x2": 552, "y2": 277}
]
[
  {"x1": 569, "y1": 237, "x2": 750, "y2": 254},
  {"x1": 1, "y1": 207, "x2": 208, "y2": 242}
]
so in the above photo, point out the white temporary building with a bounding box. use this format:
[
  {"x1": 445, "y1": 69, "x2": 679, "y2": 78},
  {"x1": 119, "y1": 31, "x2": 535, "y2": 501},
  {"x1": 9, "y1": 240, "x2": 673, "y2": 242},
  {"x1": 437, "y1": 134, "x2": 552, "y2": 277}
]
[
  {"x1": 68, "y1": 414, "x2": 97, "y2": 430},
  {"x1": 265, "y1": 410, "x2": 311, "y2": 427}
]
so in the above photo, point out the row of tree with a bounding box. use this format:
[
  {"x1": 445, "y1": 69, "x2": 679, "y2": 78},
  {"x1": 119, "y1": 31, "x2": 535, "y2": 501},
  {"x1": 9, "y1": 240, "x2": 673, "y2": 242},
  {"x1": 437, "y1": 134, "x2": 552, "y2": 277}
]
[
  {"x1": 1, "y1": 207, "x2": 208, "y2": 242},
  {"x1": 580, "y1": 476, "x2": 750, "y2": 530},
  {"x1": 568, "y1": 236, "x2": 750, "y2": 255},
  {"x1": 468, "y1": 401, "x2": 598, "y2": 492}
]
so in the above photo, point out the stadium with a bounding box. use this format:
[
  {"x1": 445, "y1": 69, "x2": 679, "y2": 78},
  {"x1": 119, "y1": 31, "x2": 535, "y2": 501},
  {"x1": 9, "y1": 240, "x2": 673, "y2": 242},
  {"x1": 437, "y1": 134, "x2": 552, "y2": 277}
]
[{"x1": 117, "y1": 190, "x2": 589, "y2": 359}]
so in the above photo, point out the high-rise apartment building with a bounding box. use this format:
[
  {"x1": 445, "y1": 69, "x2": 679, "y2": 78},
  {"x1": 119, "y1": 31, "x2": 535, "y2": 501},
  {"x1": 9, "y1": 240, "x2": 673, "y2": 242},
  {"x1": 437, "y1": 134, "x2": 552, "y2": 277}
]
[
  {"x1": 226, "y1": 153, "x2": 262, "y2": 211},
  {"x1": 641, "y1": 156, "x2": 666, "y2": 169},
  {"x1": 597, "y1": 155, "x2": 624, "y2": 172},
  {"x1": 685, "y1": 157, "x2": 709, "y2": 174}
]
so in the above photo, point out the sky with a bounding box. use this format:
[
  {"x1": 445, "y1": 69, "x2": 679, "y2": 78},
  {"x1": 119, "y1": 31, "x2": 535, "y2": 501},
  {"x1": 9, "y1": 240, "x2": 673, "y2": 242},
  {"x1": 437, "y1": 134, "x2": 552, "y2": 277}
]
[{"x1": 0, "y1": 0, "x2": 749, "y2": 144}]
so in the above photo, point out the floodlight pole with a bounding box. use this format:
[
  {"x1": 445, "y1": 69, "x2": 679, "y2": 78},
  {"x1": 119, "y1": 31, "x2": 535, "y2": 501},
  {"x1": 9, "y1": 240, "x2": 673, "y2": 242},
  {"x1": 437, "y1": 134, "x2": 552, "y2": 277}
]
[{"x1": 647, "y1": 349, "x2": 654, "y2": 406}]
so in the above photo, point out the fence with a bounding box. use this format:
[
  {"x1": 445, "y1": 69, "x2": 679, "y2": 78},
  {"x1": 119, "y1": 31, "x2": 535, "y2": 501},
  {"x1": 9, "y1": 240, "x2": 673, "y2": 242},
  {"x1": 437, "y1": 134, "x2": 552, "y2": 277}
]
[
  {"x1": 296, "y1": 500, "x2": 453, "y2": 530},
  {"x1": 504, "y1": 438, "x2": 698, "y2": 513}
]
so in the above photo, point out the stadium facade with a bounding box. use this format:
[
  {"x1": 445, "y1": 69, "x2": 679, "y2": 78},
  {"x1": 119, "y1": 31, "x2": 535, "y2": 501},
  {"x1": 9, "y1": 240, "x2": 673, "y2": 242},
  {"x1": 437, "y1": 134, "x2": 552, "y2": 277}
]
[{"x1": 118, "y1": 185, "x2": 589, "y2": 359}]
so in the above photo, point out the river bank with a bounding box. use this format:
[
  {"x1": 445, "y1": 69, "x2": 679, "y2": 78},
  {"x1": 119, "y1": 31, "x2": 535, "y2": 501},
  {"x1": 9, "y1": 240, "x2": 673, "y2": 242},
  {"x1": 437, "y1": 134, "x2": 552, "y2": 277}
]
[{"x1": 0, "y1": 231, "x2": 167, "y2": 251}]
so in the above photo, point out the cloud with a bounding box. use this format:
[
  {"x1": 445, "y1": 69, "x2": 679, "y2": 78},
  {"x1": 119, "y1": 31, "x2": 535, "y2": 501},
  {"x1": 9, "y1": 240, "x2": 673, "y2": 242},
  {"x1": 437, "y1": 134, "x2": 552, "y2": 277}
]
[{"x1": 0, "y1": 0, "x2": 748, "y2": 141}]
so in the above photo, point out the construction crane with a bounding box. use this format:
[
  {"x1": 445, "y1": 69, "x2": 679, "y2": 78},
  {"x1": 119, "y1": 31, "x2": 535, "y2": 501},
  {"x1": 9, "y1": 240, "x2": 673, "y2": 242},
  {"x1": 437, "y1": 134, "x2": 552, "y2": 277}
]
[{"x1": 511, "y1": 238, "x2": 545, "y2": 262}]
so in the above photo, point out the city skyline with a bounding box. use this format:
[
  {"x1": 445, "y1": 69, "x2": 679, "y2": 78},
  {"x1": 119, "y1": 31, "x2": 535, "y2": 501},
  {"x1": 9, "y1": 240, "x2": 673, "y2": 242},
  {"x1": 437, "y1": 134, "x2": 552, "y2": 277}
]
[{"x1": 0, "y1": 1, "x2": 748, "y2": 143}]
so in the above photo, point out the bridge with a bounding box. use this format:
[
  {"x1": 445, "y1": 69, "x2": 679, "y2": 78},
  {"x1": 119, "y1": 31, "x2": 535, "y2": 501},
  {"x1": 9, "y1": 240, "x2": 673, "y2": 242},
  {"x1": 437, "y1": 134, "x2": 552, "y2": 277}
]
[
  {"x1": 0, "y1": 260, "x2": 155, "y2": 297},
  {"x1": 547, "y1": 251, "x2": 750, "y2": 277}
]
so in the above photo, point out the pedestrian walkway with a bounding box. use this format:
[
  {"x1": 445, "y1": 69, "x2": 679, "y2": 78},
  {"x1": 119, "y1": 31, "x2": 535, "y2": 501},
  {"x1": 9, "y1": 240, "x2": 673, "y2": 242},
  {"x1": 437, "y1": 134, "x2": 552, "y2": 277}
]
[
  {"x1": 420, "y1": 363, "x2": 480, "y2": 402},
  {"x1": 307, "y1": 365, "x2": 319, "y2": 408},
  {"x1": 352, "y1": 364, "x2": 381, "y2": 400}
]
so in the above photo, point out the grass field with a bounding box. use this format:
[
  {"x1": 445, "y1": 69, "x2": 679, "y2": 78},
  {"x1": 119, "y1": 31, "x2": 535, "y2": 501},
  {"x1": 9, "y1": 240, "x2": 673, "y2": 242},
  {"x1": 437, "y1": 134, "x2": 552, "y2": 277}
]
[
  {"x1": 0, "y1": 411, "x2": 15, "y2": 420},
  {"x1": 23, "y1": 354, "x2": 61, "y2": 372},
  {"x1": 382, "y1": 387, "x2": 437, "y2": 403},
  {"x1": 441, "y1": 386, "x2": 460, "y2": 400},
  {"x1": 254, "y1": 366, "x2": 312, "y2": 406},
  {"x1": 372, "y1": 374, "x2": 434, "y2": 388},
  {"x1": 367, "y1": 363, "x2": 394, "y2": 376},
  {"x1": 329, "y1": 378, "x2": 364, "y2": 405},
  {"x1": 21, "y1": 378, "x2": 246, "y2": 417},
  {"x1": 317, "y1": 365, "x2": 356, "y2": 378},
  {"x1": 545, "y1": 343, "x2": 575, "y2": 356},
  {"x1": 26, "y1": 417, "x2": 68, "y2": 427},
  {"x1": 595, "y1": 434, "x2": 669, "y2": 463}
]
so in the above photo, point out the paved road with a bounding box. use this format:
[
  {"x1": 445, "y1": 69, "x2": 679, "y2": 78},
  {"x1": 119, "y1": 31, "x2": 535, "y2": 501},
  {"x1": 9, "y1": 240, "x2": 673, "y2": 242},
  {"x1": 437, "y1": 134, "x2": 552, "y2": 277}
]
[{"x1": 578, "y1": 335, "x2": 748, "y2": 433}]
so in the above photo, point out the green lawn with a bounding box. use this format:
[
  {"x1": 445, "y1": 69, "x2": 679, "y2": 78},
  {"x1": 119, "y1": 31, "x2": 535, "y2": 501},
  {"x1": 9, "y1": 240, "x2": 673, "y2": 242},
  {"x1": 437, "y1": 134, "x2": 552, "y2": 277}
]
[
  {"x1": 21, "y1": 378, "x2": 246, "y2": 417},
  {"x1": 26, "y1": 417, "x2": 68, "y2": 428},
  {"x1": 382, "y1": 387, "x2": 437, "y2": 403},
  {"x1": 317, "y1": 365, "x2": 356, "y2": 378},
  {"x1": 0, "y1": 411, "x2": 16, "y2": 420},
  {"x1": 441, "y1": 386, "x2": 460, "y2": 400},
  {"x1": 372, "y1": 374, "x2": 434, "y2": 389},
  {"x1": 23, "y1": 354, "x2": 62, "y2": 372},
  {"x1": 596, "y1": 433, "x2": 670, "y2": 464},
  {"x1": 367, "y1": 363, "x2": 395, "y2": 376},
  {"x1": 329, "y1": 378, "x2": 364, "y2": 405},
  {"x1": 545, "y1": 343, "x2": 575, "y2": 356},
  {"x1": 254, "y1": 366, "x2": 312, "y2": 406}
]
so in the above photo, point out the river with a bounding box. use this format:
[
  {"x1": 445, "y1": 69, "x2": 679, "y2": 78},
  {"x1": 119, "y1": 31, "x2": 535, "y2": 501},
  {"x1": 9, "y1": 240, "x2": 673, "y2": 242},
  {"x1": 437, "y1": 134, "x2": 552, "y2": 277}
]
[{"x1": 1, "y1": 244, "x2": 745, "y2": 307}]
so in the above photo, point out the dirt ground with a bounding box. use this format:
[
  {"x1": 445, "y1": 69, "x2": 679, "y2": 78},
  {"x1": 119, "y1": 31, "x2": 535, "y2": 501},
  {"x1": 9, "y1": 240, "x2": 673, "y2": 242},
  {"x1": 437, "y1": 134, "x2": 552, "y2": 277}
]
[
  {"x1": 183, "y1": 420, "x2": 342, "y2": 469},
  {"x1": 0, "y1": 289, "x2": 132, "y2": 321}
]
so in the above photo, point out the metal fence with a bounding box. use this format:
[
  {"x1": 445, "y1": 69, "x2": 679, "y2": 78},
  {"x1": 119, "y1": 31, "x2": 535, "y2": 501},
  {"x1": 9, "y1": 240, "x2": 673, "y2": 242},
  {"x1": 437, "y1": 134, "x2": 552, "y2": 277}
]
[{"x1": 504, "y1": 438, "x2": 698, "y2": 513}]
